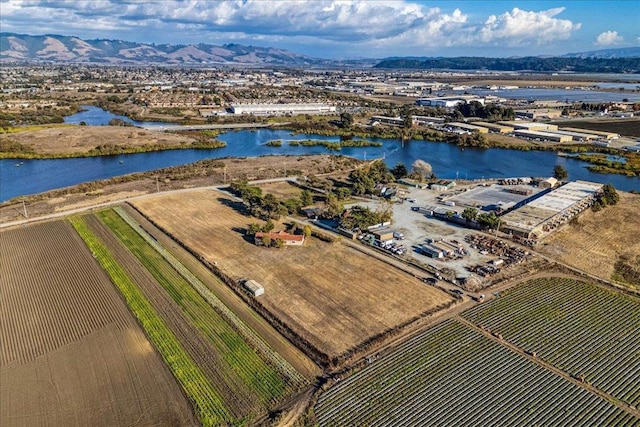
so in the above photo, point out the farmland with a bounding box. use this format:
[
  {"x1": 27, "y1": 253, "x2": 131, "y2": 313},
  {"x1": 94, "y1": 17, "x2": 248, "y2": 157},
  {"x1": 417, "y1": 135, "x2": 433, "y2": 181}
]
[
  {"x1": 0, "y1": 221, "x2": 195, "y2": 426},
  {"x1": 99, "y1": 209, "x2": 307, "y2": 418},
  {"x1": 462, "y1": 277, "x2": 640, "y2": 407},
  {"x1": 315, "y1": 319, "x2": 639, "y2": 426},
  {"x1": 131, "y1": 190, "x2": 453, "y2": 361},
  {"x1": 74, "y1": 207, "x2": 309, "y2": 424}
]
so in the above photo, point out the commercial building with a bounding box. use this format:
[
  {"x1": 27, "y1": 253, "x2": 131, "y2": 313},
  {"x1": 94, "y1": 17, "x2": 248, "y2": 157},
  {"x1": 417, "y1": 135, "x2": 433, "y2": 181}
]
[
  {"x1": 560, "y1": 127, "x2": 619, "y2": 140},
  {"x1": 471, "y1": 122, "x2": 514, "y2": 133},
  {"x1": 230, "y1": 103, "x2": 336, "y2": 116},
  {"x1": 416, "y1": 95, "x2": 485, "y2": 108},
  {"x1": 500, "y1": 181, "x2": 603, "y2": 240},
  {"x1": 499, "y1": 121, "x2": 559, "y2": 131},
  {"x1": 512, "y1": 129, "x2": 572, "y2": 143},
  {"x1": 515, "y1": 109, "x2": 563, "y2": 120},
  {"x1": 446, "y1": 122, "x2": 489, "y2": 134},
  {"x1": 551, "y1": 129, "x2": 600, "y2": 142}
]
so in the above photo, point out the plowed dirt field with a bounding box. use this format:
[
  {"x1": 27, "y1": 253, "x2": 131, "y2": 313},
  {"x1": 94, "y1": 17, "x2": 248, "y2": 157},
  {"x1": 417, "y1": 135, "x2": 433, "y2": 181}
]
[{"x1": 0, "y1": 221, "x2": 195, "y2": 426}]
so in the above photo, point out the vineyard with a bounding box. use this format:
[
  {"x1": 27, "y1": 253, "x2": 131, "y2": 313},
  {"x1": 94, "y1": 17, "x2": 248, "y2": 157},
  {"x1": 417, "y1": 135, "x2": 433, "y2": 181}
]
[
  {"x1": 1, "y1": 221, "x2": 195, "y2": 426},
  {"x1": 315, "y1": 319, "x2": 639, "y2": 426},
  {"x1": 462, "y1": 277, "x2": 640, "y2": 407}
]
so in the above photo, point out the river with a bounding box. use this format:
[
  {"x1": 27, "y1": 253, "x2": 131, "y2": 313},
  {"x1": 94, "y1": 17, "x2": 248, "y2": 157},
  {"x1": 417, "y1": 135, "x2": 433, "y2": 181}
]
[{"x1": 0, "y1": 107, "x2": 638, "y2": 202}]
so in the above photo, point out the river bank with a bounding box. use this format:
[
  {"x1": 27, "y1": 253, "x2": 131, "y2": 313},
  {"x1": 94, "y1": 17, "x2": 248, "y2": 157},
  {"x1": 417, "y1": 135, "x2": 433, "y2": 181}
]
[{"x1": 0, "y1": 155, "x2": 359, "y2": 224}]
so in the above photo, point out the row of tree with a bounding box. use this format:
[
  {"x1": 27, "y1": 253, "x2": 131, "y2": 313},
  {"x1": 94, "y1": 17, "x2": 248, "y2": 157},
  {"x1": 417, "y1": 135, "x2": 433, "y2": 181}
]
[{"x1": 229, "y1": 180, "x2": 313, "y2": 220}]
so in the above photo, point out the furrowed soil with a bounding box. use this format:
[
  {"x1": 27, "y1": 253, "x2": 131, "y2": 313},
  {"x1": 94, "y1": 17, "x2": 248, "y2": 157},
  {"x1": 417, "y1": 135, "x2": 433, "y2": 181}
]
[
  {"x1": 0, "y1": 220, "x2": 196, "y2": 426},
  {"x1": 131, "y1": 190, "x2": 453, "y2": 358},
  {"x1": 83, "y1": 214, "x2": 262, "y2": 419},
  {"x1": 538, "y1": 191, "x2": 640, "y2": 290}
]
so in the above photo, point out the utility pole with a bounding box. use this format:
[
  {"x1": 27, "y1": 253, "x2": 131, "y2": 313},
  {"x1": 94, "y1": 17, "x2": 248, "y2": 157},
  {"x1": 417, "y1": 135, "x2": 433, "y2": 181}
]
[
  {"x1": 223, "y1": 167, "x2": 227, "y2": 184},
  {"x1": 22, "y1": 200, "x2": 27, "y2": 219},
  {"x1": 156, "y1": 176, "x2": 160, "y2": 192}
]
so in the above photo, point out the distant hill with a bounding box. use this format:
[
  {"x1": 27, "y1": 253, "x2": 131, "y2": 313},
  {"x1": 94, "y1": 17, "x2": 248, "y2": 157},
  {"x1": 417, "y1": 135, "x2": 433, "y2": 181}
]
[
  {"x1": 374, "y1": 56, "x2": 640, "y2": 73},
  {"x1": 563, "y1": 47, "x2": 640, "y2": 59},
  {"x1": 0, "y1": 32, "x2": 333, "y2": 66}
]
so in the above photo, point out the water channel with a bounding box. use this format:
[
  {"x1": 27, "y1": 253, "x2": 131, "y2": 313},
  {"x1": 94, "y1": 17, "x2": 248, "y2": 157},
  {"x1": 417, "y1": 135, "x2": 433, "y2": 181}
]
[{"x1": 1, "y1": 106, "x2": 638, "y2": 202}]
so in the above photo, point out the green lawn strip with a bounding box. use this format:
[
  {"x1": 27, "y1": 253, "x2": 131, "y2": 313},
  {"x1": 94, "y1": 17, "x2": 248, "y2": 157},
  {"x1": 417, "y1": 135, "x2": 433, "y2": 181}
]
[
  {"x1": 70, "y1": 216, "x2": 231, "y2": 427},
  {"x1": 97, "y1": 209, "x2": 286, "y2": 403}
]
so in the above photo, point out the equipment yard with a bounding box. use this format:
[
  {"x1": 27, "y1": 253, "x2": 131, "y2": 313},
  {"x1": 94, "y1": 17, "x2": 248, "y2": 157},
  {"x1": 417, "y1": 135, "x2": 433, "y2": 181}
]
[
  {"x1": 131, "y1": 190, "x2": 454, "y2": 362},
  {"x1": 0, "y1": 221, "x2": 195, "y2": 427}
]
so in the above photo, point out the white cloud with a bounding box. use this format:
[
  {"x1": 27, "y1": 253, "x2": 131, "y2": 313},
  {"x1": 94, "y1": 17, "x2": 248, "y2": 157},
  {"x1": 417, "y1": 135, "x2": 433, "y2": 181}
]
[
  {"x1": 0, "y1": 1, "x2": 583, "y2": 55},
  {"x1": 479, "y1": 7, "x2": 580, "y2": 46},
  {"x1": 595, "y1": 31, "x2": 624, "y2": 46}
]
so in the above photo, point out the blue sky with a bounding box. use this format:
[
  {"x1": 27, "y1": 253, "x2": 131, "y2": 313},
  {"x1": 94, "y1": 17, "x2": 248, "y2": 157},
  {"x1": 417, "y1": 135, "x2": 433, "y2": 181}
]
[{"x1": 1, "y1": 0, "x2": 638, "y2": 58}]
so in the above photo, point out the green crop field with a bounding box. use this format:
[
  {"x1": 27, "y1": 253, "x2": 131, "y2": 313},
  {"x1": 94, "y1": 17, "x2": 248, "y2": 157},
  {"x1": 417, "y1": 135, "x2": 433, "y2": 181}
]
[
  {"x1": 315, "y1": 319, "x2": 639, "y2": 426},
  {"x1": 94, "y1": 208, "x2": 306, "y2": 422},
  {"x1": 70, "y1": 216, "x2": 230, "y2": 426},
  {"x1": 462, "y1": 277, "x2": 640, "y2": 407}
]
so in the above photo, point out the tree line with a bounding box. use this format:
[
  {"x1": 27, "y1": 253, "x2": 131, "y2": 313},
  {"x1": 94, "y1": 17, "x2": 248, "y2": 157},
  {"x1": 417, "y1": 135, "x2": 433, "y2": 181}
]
[{"x1": 375, "y1": 57, "x2": 640, "y2": 73}]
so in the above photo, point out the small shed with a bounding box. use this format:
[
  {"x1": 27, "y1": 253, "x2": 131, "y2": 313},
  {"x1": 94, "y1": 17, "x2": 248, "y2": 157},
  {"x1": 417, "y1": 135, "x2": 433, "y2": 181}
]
[
  {"x1": 539, "y1": 177, "x2": 558, "y2": 189},
  {"x1": 243, "y1": 280, "x2": 264, "y2": 297},
  {"x1": 371, "y1": 228, "x2": 394, "y2": 242}
]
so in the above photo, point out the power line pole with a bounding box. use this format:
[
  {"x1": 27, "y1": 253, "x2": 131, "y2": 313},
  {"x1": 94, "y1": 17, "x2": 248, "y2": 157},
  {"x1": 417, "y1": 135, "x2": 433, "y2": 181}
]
[
  {"x1": 156, "y1": 176, "x2": 160, "y2": 192},
  {"x1": 23, "y1": 200, "x2": 27, "y2": 219}
]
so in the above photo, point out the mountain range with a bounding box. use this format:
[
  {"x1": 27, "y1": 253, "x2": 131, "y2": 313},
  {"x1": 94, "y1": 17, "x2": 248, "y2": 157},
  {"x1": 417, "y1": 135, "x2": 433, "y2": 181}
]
[
  {"x1": 0, "y1": 32, "x2": 334, "y2": 66},
  {"x1": 1, "y1": 32, "x2": 639, "y2": 68}
]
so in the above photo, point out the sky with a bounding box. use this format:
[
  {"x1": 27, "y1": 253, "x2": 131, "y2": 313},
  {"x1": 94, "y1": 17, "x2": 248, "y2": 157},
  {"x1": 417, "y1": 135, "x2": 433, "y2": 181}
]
[{"x1": 1, "y1": 0, "x2": 639, "y2": 58}]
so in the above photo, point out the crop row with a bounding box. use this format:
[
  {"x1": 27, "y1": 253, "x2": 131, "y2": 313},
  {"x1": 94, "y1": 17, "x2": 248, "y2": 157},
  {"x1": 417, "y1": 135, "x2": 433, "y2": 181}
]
[
  {"x1": 315, "y1": 320, "x2": 639, "y2": 426},
  {"x1": 462, "y1": 277, "x2": 640, "y2": 407},
  {"x1": 70, "y1": 216, "x2": 230, "y2": 426},
  {"x1": 113, "y1": 206, "x2": 307, "y2": 386},
  {"x1": 100, "y1": 209, "x2": 295, "y2": 410}
]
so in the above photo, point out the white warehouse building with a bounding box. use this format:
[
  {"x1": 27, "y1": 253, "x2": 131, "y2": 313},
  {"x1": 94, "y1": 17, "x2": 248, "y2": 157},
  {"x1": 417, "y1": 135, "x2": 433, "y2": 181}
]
[{"x1": 230, "y1": 103, "x2": 336, "y2": 116}]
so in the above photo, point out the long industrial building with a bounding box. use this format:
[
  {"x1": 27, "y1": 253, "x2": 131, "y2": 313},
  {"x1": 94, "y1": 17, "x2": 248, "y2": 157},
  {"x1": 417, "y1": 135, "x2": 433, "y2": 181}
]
[
  {"x1": 230, "y1": 103, "x2": 336, "y2": 116},
  {"x1": 512, "y1": 129, "x2": 572, "y2": 143},
  {"x1": 500, "y1": 181, "x2": 603, "y2": 240}
]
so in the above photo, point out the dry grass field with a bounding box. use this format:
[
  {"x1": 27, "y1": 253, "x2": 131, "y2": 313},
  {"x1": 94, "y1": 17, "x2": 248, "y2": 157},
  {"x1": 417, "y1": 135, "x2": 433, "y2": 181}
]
[
  {"x1": 132, "y1": 190, "x2": 453, "y2": 358},
  {"x1": 0, "y1": 221, "x2": 195, "y2": 426},
  {"x1": 255, "y1": 181, "x2": 305, "y2": 199},
  {"x1": 0, "y1": 126, "x2": 197, "y2": 155},
  {"x1": 539, "y1": 192, "x2": 640, "y2": 289}
]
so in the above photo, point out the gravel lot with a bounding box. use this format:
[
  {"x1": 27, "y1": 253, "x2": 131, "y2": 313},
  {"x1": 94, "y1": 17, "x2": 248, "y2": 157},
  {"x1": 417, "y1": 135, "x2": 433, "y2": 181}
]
[{"x1": 349, "y1": 183, "x2": 504, "y2": 279}]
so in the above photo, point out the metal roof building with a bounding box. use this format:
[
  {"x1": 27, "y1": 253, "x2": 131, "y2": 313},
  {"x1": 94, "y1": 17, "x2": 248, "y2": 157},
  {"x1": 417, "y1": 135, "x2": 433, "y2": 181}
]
[
  {"x1": 500, "y1": 181, "x2": 603, "y2": 240},
  {"x1": 230, "y1": 103, "x2": 336, "y2": 116}
]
